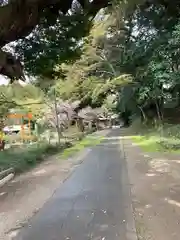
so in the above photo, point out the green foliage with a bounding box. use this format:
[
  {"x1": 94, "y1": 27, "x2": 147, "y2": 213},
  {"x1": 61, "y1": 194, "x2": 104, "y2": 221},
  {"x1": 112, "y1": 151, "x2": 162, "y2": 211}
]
[
  {"x1": 61, "y1": 135, "x2": 103, "y2": 158},
  {"x1": 48, "y1": 8, "x2": 134, "y2": 111},
  {"x1": 11, "y1": 0, "x2": 180, "y2": 122},
  {"x1": 131, "y1": 122, "x2": 180, "y2": 153},
  {"x1": 102, "y1": 94, "x2": 117, "y2": 113},
  {"x1": 0, "y1": 83, "x2": 44, "y2": 122},
  {"x1": 0, "y1": 85, "x2": 16, "y2": 117},
  {"x1": 15, "y1": 14, "x2": 92, "y2": 78},
  {"x1": 113, "y1": 2, "x2": 180, "y2": 119},
  {"x1": 0, "y1": 143, "x2": 60, "y2": 172}
]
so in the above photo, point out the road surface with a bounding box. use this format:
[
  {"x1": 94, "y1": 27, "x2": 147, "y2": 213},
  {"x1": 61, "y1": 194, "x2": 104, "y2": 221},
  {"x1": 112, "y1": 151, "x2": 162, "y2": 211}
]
[{"x1": 15, "y1": 130, "x2": 136, "y2": 240}]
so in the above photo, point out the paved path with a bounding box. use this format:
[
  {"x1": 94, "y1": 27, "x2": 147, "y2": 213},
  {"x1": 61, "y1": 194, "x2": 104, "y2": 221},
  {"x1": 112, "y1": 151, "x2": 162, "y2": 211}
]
[{"x1": 15, "y1": 130, "x2": 135, "y2": 240}]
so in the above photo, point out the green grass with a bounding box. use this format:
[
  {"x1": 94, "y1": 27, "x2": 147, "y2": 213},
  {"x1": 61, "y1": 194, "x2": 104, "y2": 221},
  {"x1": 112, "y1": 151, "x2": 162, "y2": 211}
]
[
  {"x1": 60, "y1": 135, "x2": 104, "y2": 159},
  {"x1": 0, "y1": 143, "x2": 61, "y2": 173},
  {"x1": 130, "y1": 120, "x2": 180, "y2": 153},
  {"x1": 131, "y1": 135, "x2": 164, "y2": 152}
]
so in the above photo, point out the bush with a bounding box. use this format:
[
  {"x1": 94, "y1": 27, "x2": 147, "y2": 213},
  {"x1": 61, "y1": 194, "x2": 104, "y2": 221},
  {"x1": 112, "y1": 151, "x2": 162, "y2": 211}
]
[
  {"x1": 4, "y1": 132, "x2": 38, "y2": 144},
  {"x1": 0, "y1": 143, "x2": 61, "y2": 173},
  {"x1": 131, "y1": 119, "x2": 180, "y2": 152}
]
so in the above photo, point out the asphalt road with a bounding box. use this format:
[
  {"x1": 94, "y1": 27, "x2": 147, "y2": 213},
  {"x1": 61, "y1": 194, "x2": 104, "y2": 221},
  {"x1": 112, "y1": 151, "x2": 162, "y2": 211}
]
[{"x1": 15, "y1": 130, "x2": 135, "y2": 240}]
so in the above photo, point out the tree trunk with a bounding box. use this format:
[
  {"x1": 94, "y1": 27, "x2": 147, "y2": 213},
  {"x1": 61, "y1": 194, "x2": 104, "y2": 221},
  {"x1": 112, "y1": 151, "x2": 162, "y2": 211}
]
[
  {"x1": 155, "y1": 100, "x2": 162, "y2": 122},
  {"x1": 0, "y1": 0, "x2": 109, "y2": 79},
  {"x1": 139, "y1": 106, "x2": 146, "y2": 123},
  {"x1": 77, "y1": 118, "x2": 84, "y2": 132},
  {"x1": 0, "y1": 0, "x2": 109, "y2": 47},
  {"x1": 89, "y1": 121, "x2": 92, "y2": 130},
  {"x1": 53, "y1": 89, "x2": 61, "y2": 145}
]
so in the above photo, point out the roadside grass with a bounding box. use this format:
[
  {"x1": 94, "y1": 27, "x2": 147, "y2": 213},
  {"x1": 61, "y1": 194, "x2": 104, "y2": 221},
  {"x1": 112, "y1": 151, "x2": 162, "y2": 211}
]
[
  {"x1": 0, "y1": 142, "x2": 63, "y2": 173},
  {"x1": 60, "y1": 135, "x2": 104, "y2": 159},
  {"x1": 130, "y1": 119, "x2": 180, "y2": 153},
  {"x1": 131, "y1": 135, "x2": 164, "y2": 152},
  {"x1": 0, "y1": 132, "x2": 104, "y2": 173}
]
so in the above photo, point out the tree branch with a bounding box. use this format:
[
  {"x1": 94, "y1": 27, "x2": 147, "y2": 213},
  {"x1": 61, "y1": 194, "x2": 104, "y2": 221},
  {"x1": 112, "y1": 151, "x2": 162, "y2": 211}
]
[
  {"x1": 0, "y1": 0, "x2": 62, "y2": 46},
  {"x1": 0, "y1": 49, "x2": 25, "y2": 81},
  {"x1": 0, "y1": 0, "x2": 110, "y2": 47},
  {"x1": 0, "y1": 0, "x2": 110, "y2": 80}
]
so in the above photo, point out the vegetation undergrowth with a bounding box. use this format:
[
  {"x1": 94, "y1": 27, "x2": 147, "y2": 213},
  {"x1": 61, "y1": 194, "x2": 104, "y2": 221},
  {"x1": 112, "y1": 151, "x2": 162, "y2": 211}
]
[
  {"x1": 0, "y1": 142, "x2": 63, "y2": 173},
  {"x1": 0, "y1": 131, "x2": 104, "y2": 173},
  {"x1": 60, "y1": 134, "x2": 104, "y2": 159},
  {"x1": 130, "y1": 119, "x2": 180, "y2": 153}
]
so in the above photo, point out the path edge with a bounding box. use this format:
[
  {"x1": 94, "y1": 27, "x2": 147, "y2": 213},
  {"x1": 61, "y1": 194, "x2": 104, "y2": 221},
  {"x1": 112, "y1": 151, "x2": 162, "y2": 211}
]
[{"x1": 119, "y1": 134, "x2": 138, "y2": 240}]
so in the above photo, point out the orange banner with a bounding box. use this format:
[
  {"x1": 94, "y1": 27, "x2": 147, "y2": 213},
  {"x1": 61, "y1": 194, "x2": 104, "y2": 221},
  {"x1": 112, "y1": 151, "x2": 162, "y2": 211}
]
[{"x1": 8, "y1": 113, "x2": 33, "y2": 119}]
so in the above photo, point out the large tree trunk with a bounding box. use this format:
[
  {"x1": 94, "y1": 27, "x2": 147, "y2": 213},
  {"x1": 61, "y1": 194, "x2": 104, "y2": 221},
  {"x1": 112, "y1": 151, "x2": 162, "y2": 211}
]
[
  {"x1": 0, "y1": 0, "x2": 71, "y2": 47},
  {"x1": 0, "y1": 0, "x2": 110, "y2": 80},
  {"x1": 0, "y1": 0, "x2": 110, "y2": 47}
]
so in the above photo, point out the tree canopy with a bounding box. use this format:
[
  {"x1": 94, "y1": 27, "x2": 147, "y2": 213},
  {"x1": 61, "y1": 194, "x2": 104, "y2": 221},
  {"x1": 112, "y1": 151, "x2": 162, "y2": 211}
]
[
  {"x1": 0, "y1": 0, "x2": 112, "y2": 80},
  {"x1": 1, "y1": 0, "x2": 180, "y2": 127},
  {"x1": 37, "y1": 0, "x2": 180, "y2": 124}
]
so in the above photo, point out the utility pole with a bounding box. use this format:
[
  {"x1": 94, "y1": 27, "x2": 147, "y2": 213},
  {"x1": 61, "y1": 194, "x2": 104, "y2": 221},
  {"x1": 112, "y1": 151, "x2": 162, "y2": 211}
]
[{"x1": 53, "y1": 88, "x2": 61, "y2": 145}]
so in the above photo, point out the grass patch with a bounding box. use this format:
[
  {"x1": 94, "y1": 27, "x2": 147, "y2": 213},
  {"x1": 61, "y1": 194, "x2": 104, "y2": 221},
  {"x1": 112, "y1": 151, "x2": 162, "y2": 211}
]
[
  {"x1": 60, "y1": 135, "x2": 104, "y2": 159},
  {"x1": 0, "y1": 143, "x2": 63, "y2": 173},
  {"x1": 131, "y1": 135, "x2": 164, "y2": 152},
  {"x1": 130, "y1": 120, "x2": 180, "y2": 153}
]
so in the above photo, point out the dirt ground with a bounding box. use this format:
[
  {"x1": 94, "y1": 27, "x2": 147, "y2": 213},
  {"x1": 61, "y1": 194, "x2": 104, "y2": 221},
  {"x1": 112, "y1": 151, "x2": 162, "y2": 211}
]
[{"x1": 121, "y1": 129, "x2": 180, "y2": 240}]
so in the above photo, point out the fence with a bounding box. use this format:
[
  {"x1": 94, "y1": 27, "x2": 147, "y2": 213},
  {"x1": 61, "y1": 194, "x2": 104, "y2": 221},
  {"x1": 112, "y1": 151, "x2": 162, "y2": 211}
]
[{"x1": 0, "y1": 168, "x2": 14, "y2": 188}]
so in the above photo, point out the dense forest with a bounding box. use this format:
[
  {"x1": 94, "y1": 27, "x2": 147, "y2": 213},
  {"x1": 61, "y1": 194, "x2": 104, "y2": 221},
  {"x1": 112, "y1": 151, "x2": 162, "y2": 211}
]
[{"x1": 1, "y1": 0, "x2": 180, "y2": 127}]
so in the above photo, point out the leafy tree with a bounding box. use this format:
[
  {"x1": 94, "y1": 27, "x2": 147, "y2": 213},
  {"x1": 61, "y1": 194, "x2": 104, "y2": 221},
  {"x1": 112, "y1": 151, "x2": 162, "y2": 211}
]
[
  {"x1": 0, "y1": 83, "x2": 44, "y2": 127},
  {"x1": 15, "y1": 14, "x2": 92, "y2": 78},
  {"x1": 50, "y1": 6, "x2": 134, "y2": 111},
  {"x1": 0, "y1": 0, "x2": 112, "y2": 80}
]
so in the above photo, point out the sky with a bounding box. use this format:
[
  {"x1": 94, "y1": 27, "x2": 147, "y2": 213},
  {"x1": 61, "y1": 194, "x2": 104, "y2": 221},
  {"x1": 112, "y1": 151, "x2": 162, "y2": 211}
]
[
  {"x1": 0, "y1": 75, "x2": 29, "y2": 86},
  {"x1": 0, "y1": 75, "x2": 8, "y2": 85}
]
